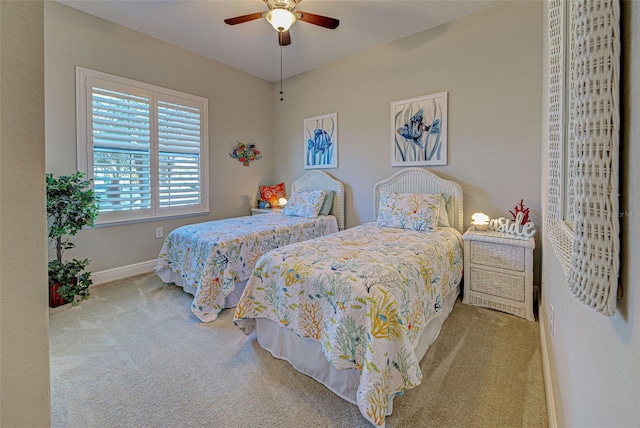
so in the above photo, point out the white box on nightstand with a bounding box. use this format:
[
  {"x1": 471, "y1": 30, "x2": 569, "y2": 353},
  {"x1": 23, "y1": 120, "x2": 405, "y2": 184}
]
[{"x1": 462, "y1": 227, "x2": 535, "y2": 321}]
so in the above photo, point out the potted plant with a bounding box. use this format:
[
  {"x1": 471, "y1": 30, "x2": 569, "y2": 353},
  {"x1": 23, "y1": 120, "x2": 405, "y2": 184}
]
[{"x1": 47, "y1": 172, "x2": 99, "y2": 307}]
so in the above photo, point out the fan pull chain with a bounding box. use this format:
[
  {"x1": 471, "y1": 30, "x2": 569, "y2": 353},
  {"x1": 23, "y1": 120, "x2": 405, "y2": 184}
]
[{"x1": 280, "y1": 45, "x2": 284, "y2": 101}]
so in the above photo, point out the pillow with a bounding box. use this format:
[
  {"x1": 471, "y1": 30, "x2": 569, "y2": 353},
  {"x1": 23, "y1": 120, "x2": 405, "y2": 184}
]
[
  {"x1": 319, "y1": 190, "x2": 335, "y2": 216},
  {"x1": 259, "y1": 182, "x2": 286, "y2": 206},
  {"x1": 437, "y1": 194, "x2": 451, "y2": 227},
  {"x1": 283, "y1": 190, "x2": 327, "y2": 218},
  {"x1": 377, "y1": 192, "x2": 440, "y2": 231}
]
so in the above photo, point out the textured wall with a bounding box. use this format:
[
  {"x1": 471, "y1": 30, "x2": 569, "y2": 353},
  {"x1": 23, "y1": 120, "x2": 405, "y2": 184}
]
[
  {"x1": 269, "y1": 1, "x2": 542, "y2": 233},
  {"x1": 0, "y1": 1, "x2": 51, "y2": 426},
  {"x1": 45, "y1": 1, "x2": 273, "y2": 272},
  {"x1": 540, "y1": 1, "x2": 640, "y2": 426},
  {"x1": 266, "y1": 1, "x2": 542, "y2": 292}
]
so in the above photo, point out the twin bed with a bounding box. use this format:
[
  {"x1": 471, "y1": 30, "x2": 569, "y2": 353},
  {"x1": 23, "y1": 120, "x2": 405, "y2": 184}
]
[
  {"x1": 234, "y1": 168, "x2": 464, "y2": 427},
  {"x1": 156, "y1": 168, "x2": 464, "y2": 427},
  {"x1": 155, "y1": 170, "x2": 345, "y2": 322}
]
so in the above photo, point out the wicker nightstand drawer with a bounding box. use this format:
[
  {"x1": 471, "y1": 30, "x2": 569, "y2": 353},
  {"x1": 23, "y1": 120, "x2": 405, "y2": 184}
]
[
  {"x1": 462, "y1": 228, "x2": 535, "y2": 321},
  {"x1": 469, "y1": 267, "x2": 525, "y2": 302},
  {"x1": 470, "y1": 241, "x2": 525, "y2": 272}
]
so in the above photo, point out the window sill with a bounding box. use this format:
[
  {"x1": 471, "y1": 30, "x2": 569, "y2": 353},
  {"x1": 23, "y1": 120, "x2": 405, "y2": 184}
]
[{"x1": 92, "y1": 211, "x2": 210, "y2": 228}]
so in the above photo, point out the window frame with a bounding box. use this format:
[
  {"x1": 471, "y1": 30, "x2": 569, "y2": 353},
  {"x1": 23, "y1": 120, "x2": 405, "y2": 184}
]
[{"x1": 76, "y1": 67, "x2": 209, "y2": 225}]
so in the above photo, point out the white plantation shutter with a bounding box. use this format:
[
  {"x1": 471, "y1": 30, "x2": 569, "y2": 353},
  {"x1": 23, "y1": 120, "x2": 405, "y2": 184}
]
[
  {"x1": 77, "y1": 68, "x2": 209, "y2": 224},
  {"x1": 92, "y1": 87, "x2": 152, "y2": 213},
  {"x1": 157, "y1": 99, "x2": 202, "y2": 209}
]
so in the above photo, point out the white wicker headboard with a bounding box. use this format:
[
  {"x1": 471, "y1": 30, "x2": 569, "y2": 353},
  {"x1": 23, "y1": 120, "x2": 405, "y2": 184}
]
[
  {"x1": 291, "y1": 171, "x2": 345, "y2": 230},
  {"x1": 373, "y1": 168, "x2": 464, "y2": 233}
]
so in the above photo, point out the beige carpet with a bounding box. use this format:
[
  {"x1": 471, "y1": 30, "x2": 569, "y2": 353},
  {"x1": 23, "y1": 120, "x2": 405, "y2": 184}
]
[{"x1": 50, "y1": 273, "x2": 548, "y2": 427}]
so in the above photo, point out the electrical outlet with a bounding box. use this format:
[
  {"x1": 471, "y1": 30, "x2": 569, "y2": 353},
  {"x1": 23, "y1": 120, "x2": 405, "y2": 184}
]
[
  {"x1": 550, "y1": 303, "x2": 555, "y2": 336},
  {"x1": 155, "y1": 227, "x2": 164, "y2": 239}
]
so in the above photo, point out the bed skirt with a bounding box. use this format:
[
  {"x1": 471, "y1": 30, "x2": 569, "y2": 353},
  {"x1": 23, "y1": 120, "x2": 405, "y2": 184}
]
[
  {"x1": 255, "y1": 285, "x2": 460, "y2": 415},
  {"x1": 156, "y1": 269, "x2": 247, "y2": 308}
]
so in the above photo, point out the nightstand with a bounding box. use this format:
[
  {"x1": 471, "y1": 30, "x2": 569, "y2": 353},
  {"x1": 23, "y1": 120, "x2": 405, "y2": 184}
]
[
  {"x1": 251, "y1": 207, "x2": 283, "y2": 215},
  {"x1": 462, "y1": 227, "x2": 535, "y2": 321}
]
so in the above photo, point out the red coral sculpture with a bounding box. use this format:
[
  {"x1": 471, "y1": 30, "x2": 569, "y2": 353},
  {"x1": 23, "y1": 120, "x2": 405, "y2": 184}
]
[{"x1": 509, "y1": 199, "x2": 530, "y2": 224}]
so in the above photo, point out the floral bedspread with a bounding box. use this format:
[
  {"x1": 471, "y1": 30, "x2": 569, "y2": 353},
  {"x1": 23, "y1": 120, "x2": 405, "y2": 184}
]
[
  {"x1": 234, "y1": 222, "x2": 463, "y2": 427},
  {"x1": 155, "y1": 214, "x2": 338, "y2": 322}
]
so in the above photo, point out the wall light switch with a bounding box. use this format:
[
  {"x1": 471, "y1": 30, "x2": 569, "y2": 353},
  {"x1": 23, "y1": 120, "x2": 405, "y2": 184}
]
[{"x1": 155, "y1": 227, "x2": 163, "y2": 239}]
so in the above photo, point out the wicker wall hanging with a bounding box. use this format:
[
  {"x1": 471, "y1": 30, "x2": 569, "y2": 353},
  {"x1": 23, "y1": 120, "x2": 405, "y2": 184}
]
[{"x1": 545, "y1": 0, "x2": 620, "y2": 316}]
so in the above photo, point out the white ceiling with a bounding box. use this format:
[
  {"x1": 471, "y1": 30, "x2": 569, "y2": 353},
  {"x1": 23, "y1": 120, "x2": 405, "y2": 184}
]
[{"x1": 57, "y1": 0, "x2": 504, "y2": 83}]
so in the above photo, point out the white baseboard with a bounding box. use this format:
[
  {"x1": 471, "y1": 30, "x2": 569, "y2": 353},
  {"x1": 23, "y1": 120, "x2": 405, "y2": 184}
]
[
  {"x1": 539, "y1": 302, "x2": 559, "y2": 428},
  {"x1": 91, "y1": 260, "x2": 156, "y2": 286}
]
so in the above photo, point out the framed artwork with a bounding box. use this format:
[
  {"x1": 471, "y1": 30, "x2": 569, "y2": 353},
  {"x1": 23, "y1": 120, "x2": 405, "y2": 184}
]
[
  {"x1": 391, "y1": 92, "x2": 447, "y2": 166},
  {"x1": 304, "y1": 112, "x2": 337, "y2": 169}
]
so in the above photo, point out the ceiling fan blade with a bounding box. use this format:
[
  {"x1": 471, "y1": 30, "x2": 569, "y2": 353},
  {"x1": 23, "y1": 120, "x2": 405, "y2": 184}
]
[
  {"x1": 224, "y1": 12, "x2": 264, "y2": 26},
  {"x1": 295, "y1": 10, "x2": 339, "y2": 29},
  {"x1": 278, "y1": 30, "x2": 291, "y2": 46}
]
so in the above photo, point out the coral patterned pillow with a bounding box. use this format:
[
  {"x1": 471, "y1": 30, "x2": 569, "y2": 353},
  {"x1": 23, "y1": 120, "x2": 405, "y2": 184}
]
[
  {"x1": 377, "y1": 192, "x2": 440, "y2": 231},
  {"x1": 259, "y1": 182, "x2": 286, "y2": 206},
  {"x1": 282, "y1": 190, "x2": 326, "y2": 218}
]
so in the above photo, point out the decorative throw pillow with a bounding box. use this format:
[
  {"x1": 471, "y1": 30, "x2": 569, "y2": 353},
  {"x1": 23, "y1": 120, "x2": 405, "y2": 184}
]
[
  {"x1": 283, "y1": 190, "x2": 327, "y2": 218},
  {"x1": 319, "y1": 190, "x2": 335, "y2": 216},
  {"x1": 437, "y1": 194, "x2": 451, "y2": 227},
  {"x1": 259, "y1": 182, "x2": 286, "y2": 206},
  {"x1": 377, "y1": 192, "x2": 440, "y2": 231}
]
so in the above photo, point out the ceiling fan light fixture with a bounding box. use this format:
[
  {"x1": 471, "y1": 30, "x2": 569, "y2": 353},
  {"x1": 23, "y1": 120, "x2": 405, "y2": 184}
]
[{"x1": 266, "y1": 9, "x2": 296, "y2": 32}]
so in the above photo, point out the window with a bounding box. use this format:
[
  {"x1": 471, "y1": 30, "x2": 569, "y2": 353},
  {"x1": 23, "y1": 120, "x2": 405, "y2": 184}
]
[{"x1": 77, "y1": 68, "x2": 209, "y2": 225}]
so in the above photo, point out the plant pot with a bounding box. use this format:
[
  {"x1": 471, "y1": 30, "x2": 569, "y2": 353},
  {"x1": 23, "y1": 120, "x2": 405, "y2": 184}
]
[{"x1": 49, "y1": 283, "x2": 68, "y2": 308}]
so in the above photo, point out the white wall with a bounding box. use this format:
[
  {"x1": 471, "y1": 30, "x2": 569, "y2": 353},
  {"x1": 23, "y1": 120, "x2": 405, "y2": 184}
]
[
  {"x1": 45, "y1": 1, "x2": 543, "y2": 275},
  {"x1": 540, "y1": 1, "x2": 640, "y2": 426},
  {"x1": 0, "y1": 1, "x2": 51, "y2": 426},
  {"x1": 270, "y1": 1, "x2": 542, "y2": 235},
  {"x1": 26, "y1": 1, "x2": 639, "y2": 425},
  {"x1": 45, "y1": 1, "x2": 274, "y2": 272}
]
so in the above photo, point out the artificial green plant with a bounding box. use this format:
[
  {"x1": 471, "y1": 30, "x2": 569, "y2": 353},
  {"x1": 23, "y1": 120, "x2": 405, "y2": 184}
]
[{"x1": 46, "y1": 172, "x2": 99, "y2": 305}]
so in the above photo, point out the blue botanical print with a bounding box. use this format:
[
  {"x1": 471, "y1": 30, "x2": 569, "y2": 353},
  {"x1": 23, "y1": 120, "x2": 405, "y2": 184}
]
[
  {"x1": 309, "y1": 129, "x2": 332, "y2": 153},
  {"x1": 396, "y1": 108, "x2": 430, "y2": 148},
  {"x1": 394, "y1": 98, "x2": 443, "y2": 163},
  {"x1": 305, "y1": 115, "x2": 336, "y2": 167}
]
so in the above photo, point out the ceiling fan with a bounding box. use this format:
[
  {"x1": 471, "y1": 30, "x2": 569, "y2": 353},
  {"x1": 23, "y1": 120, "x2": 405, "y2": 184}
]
[{"x1": 224, "y1": 0, "x2": 339, "y2": 47}]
